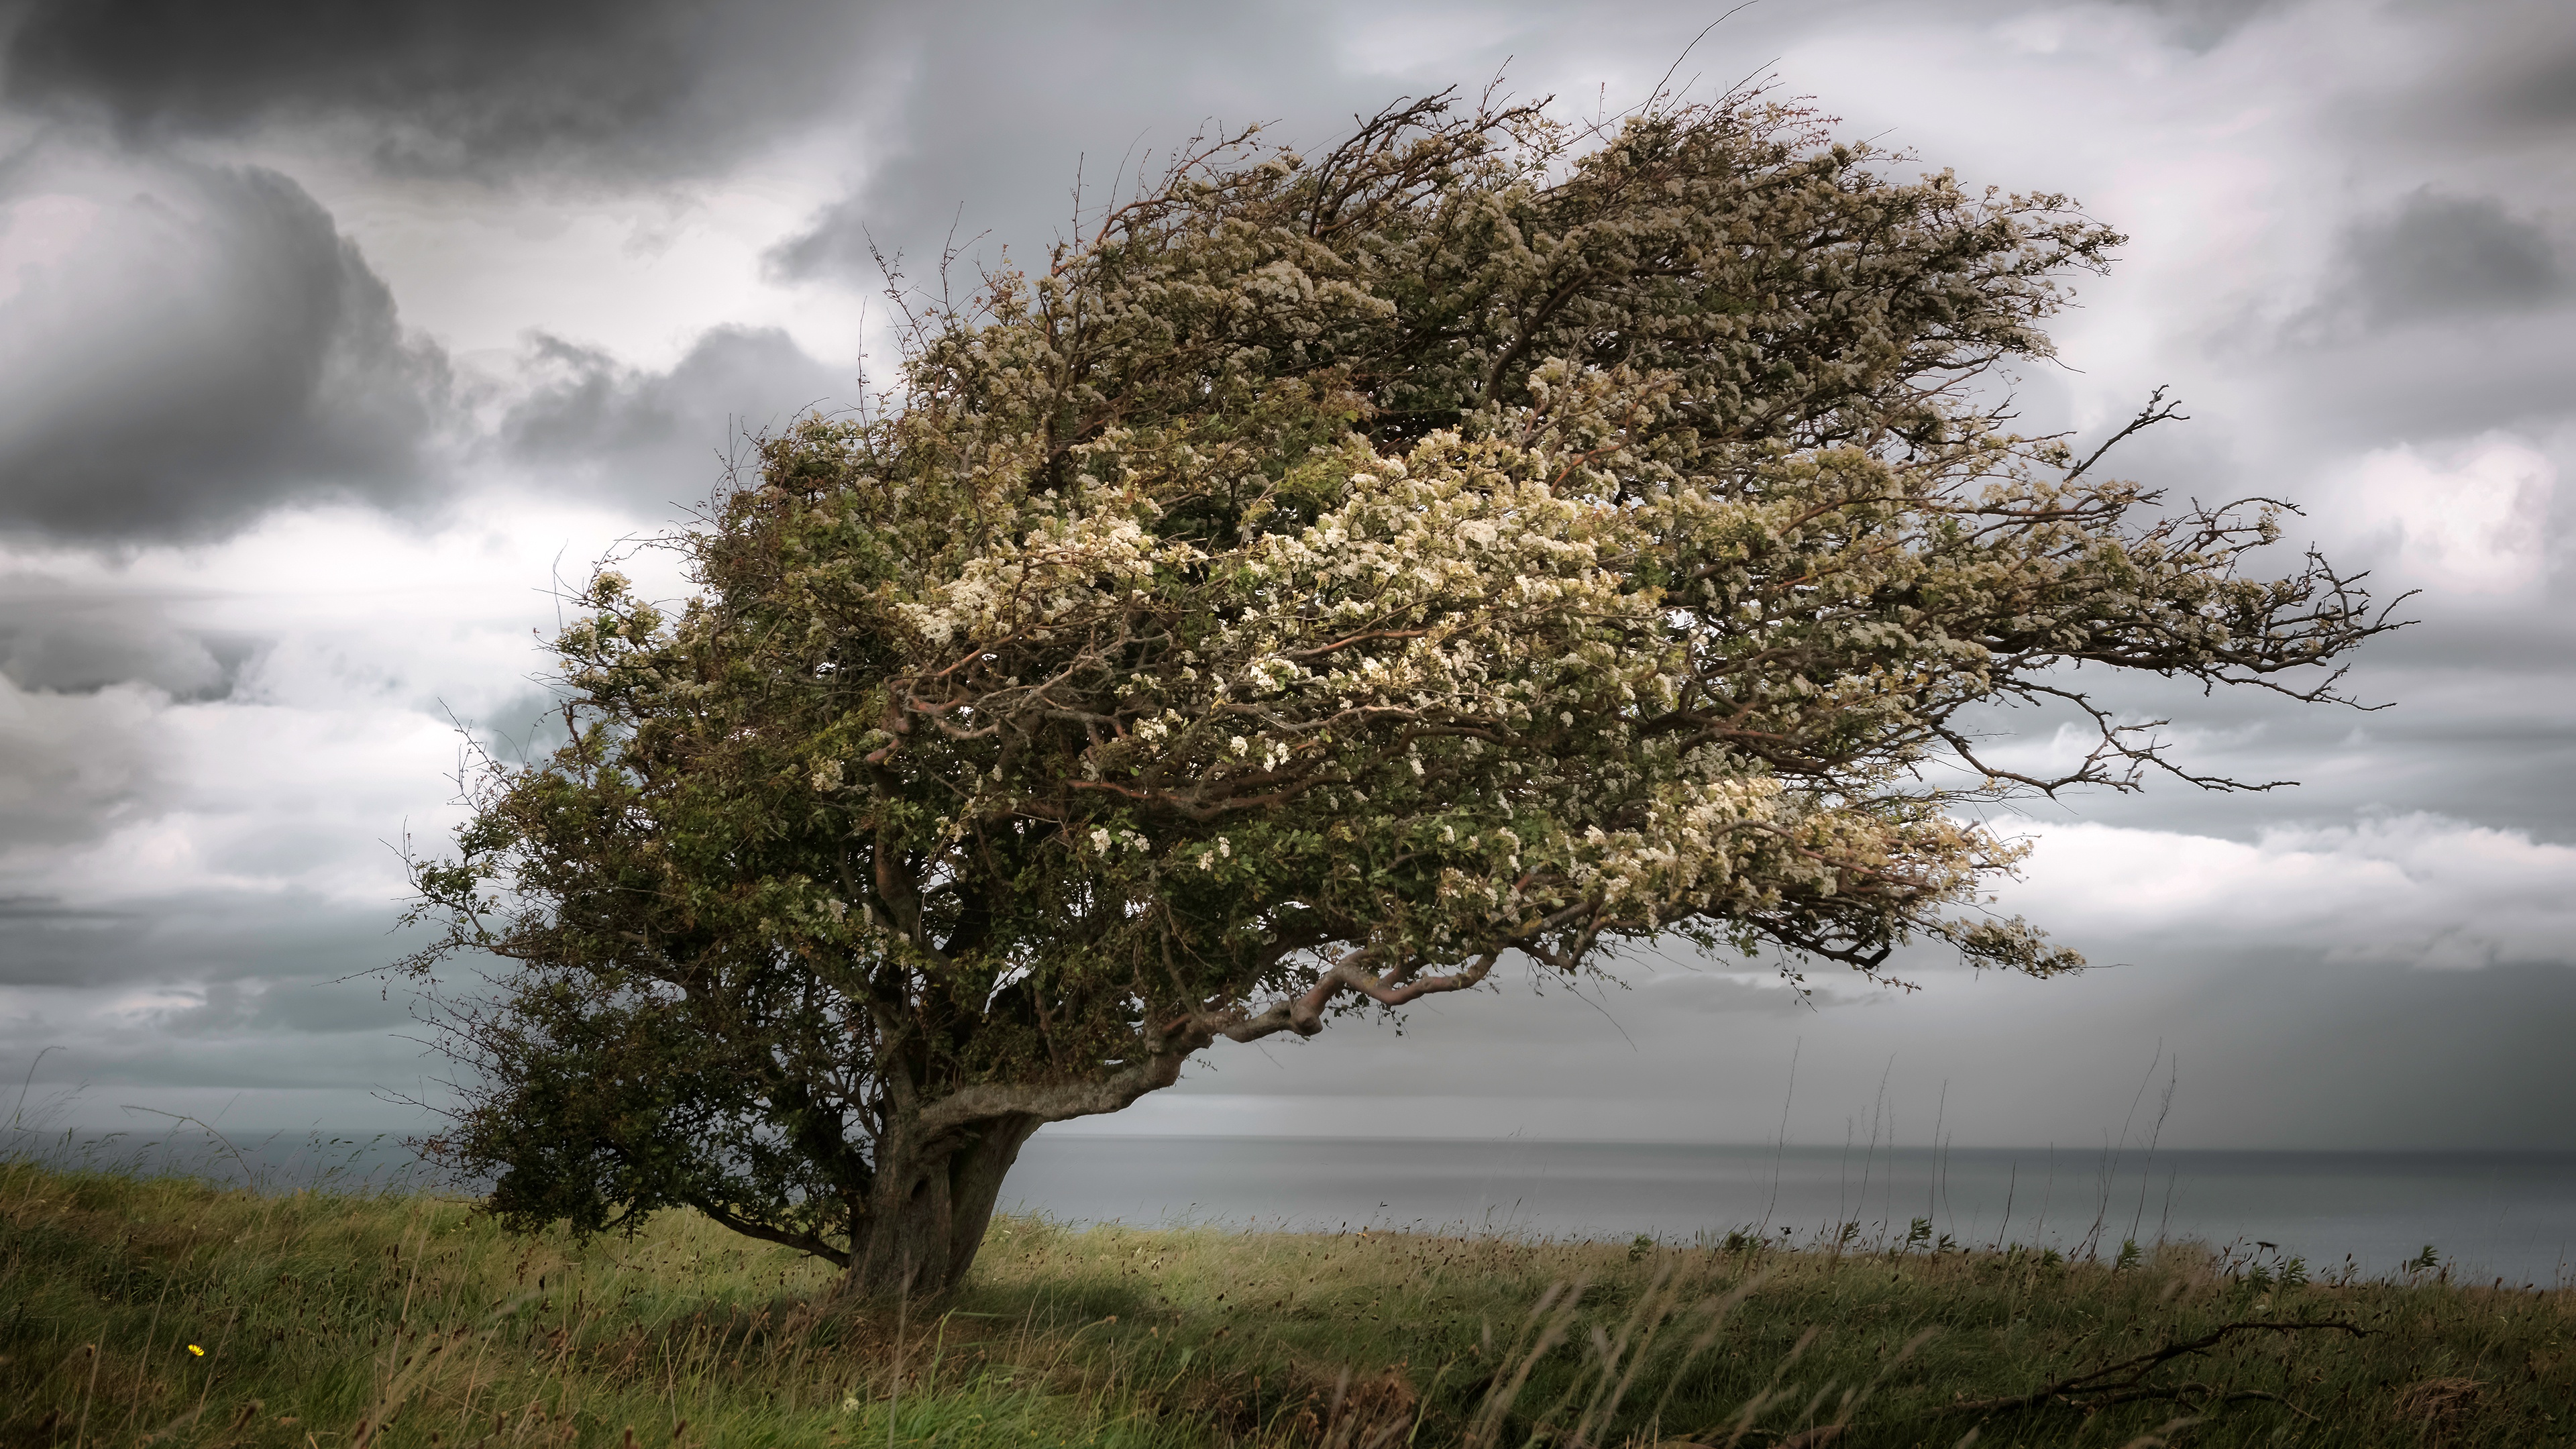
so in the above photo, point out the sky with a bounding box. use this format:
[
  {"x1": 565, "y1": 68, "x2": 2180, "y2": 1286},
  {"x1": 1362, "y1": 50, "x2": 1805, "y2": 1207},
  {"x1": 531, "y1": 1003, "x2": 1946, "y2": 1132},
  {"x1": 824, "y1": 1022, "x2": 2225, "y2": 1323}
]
[{"x1": 1, "y1": 0, "x2": 2572, "y2": 1156}]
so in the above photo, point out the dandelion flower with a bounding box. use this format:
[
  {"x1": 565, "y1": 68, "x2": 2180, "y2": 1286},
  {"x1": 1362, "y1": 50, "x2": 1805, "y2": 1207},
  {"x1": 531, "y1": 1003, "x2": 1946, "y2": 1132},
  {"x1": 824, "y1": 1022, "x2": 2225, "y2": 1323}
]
[{"x1": 188, "y1": 1345, "x2": 205, "y2": 1356}]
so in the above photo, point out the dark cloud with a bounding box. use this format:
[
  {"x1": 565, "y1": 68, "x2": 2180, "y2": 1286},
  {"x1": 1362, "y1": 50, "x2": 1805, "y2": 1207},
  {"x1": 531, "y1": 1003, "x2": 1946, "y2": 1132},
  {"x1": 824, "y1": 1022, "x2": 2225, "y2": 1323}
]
[
  {"x1": 2365, "y1": 1, "x2": 2576, "y2": 152},
  {"x1": 2491, "y1": 46, "x2": 2576, "y2": 126},
  {"x1": 2028, "y1": 956, "x2": 2576, "y2": 1150},
  {"x1": 2106, "y1": 0, "x2": 2294, "y2": 52},
  {"x1": 2263, "y1": 316, "x2": 2576, "y2": 444},
  {"x1": 2338, "y1": 189, "x2": 2564, "y2": 326},
  {"x1": 2257, "y1": 193, "x2": 2572, "y2": 444},
  {"x1": 2, "y1": 615, "x2": 225, "y2": 698},
  {"x1": 498, "y1": 325, "x2": 853, "y2": 515},
  {"x1": 0, "y1": 586, "x2": 260, "y2": 698},
  {"x1": 1941, "y1": 631, "x2": 2576, "y2": 844},
  {"x1": 0, "y1": 146, "x2": 451, "y2": 543},
  {"x1": 0, "y1": 890, "x2": 410, "y2": 989},
  {"x1": 0, "y1": 1014, "x2": 431, "y2": 1095},
  {"x1": 457, "y1": 684, "x2": 583, "y2": 769},
  {"x1": 0, "y1": 675, "x2": 160, "y2": 849},
  {"x1": 765, "y1": 2, "x2": 1397, "y2": 284},
  {"x1": 0, "y1": 0, "x2": 873, "y2": 180},
  {"x1": 1169, "y1": 947, "x2": 2576, "y2": 1150}
]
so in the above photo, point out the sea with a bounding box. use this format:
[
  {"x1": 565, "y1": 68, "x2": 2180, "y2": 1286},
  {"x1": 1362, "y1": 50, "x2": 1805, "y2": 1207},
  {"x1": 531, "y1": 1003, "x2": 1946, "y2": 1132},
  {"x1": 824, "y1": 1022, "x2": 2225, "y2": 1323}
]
[
  {"x1": 1000, "y1": 1136, "x2": 2576, "y2": 1287},
  {"x1": 19, "y1": 1128, "x2": 2573, "y2": 1286}
]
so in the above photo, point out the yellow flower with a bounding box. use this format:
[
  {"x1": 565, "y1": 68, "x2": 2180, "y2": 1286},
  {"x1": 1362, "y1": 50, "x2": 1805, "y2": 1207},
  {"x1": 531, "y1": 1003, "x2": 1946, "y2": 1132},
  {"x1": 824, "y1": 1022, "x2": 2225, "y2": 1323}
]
[{"x1": 187, "y1": 1345, "x2": 205, "y2": 1356}]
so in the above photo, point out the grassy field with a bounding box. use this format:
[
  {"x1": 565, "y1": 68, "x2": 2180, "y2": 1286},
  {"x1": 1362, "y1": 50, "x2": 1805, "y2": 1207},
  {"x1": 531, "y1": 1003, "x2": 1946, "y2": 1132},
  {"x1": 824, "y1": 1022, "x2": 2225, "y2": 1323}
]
[{"x1": 4, "y1": 1156, "x2": 2571, "y2": 1449}]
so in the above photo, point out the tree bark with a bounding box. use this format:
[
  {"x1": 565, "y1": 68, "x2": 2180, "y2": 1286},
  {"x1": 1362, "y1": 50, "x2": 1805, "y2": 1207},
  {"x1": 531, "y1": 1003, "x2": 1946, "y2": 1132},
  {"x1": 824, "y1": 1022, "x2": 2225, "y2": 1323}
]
[{"x1": 843, "y1": 1112, "x2": 1040, "y2": 1300}]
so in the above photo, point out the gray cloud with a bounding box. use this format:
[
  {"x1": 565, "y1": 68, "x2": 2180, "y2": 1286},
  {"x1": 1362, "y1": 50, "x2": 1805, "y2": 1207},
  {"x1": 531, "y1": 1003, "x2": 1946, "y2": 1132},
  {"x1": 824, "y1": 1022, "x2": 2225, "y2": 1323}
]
[
  {"x1": 2365, "y1": 1, "x2": 2576, "y2": 152},
  {"x1": 0, "y1": 676, "x2": 160, "y2": 850},
  {"x1": 1148, "y1": 940, "x2": 2576, "y2": 1150},
  {"x1": 2106, "y1": 0, "x2": 2295, "y2": 52},
  {"x1": 2491, "y1": 44, "x2": 2576, "y2": 127},
  {"x1": 2337, "y1": 189, "x2": 2564, "y2": 327},
  {"x1": 0, "y1": 889, "x2": 411, "y2": 990},
  {"x1": 2, "y1": 616, "x2": 224, "y2": 697},
  {"x1": 764, "y1": 2, "x2": 1399, "y2": 284},
  {"x1": 0, "y1": 584, "x2": 260, "y2": 698},
  {"x1": 498, "y1": 325, "x2": 854, "y2": 515},
  {"x1": 1937, "y1": 631, "x2": 2576, "y2": 843},
  {"x1": 0, "y1": 0, "x2": 874, "y2": 180},
  {"x1": 1, "y1": 1012, "x2": 429, "y2": 1094},
  {"x1": 2272, "y1": 327, "x2": 2576, "y2": 447},
  {"x1": 151, "y1": 974, "x2": 413, "y2": 1038},
  {"x1": 0, "y1": 145, "x2": 451, "y2": 543}
]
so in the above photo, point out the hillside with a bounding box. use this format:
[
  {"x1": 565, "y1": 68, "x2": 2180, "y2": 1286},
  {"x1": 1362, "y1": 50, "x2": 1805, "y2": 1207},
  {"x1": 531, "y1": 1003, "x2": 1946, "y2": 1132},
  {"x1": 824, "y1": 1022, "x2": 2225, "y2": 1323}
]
[{"x1": 3, "y1": 1159, "x2": 2568, "y2": 1448}]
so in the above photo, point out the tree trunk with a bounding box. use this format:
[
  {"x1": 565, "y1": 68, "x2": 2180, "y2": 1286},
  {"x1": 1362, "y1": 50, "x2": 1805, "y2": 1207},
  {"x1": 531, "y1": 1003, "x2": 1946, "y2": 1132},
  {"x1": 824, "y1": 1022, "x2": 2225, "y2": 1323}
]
[{"x1": 844, "y1": 1112, "x2": 1040, "y2": 1300}]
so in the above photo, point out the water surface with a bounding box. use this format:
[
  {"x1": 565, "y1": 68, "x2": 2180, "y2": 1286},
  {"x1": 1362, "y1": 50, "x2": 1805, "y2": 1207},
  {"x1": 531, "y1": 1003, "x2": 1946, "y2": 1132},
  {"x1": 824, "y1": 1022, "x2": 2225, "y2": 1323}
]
[{"x1": 1008, "y1": 1135, "x2": 2576, "y2": 1285}]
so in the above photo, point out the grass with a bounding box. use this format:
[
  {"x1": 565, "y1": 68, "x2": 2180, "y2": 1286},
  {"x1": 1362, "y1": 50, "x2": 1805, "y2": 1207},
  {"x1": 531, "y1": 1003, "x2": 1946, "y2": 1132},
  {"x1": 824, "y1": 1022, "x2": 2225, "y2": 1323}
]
[{"x1": 5, "y1": 1155, "x2": 2574, "y2": 1448}]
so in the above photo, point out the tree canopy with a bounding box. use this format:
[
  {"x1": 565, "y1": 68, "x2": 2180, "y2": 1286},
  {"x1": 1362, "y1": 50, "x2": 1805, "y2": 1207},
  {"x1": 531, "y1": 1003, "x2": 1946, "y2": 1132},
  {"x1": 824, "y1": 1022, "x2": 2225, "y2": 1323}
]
[{"x1": 403, "y1": 89, "x2": 2398, "y2": 1297}]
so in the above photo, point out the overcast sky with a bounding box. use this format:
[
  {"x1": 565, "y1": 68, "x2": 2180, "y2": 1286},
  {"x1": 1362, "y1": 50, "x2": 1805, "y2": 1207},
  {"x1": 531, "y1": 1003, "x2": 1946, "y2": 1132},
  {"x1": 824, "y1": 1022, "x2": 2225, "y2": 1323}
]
[{"x1": 3, "y1": 0, "x2": 2571, "y2": 1155}]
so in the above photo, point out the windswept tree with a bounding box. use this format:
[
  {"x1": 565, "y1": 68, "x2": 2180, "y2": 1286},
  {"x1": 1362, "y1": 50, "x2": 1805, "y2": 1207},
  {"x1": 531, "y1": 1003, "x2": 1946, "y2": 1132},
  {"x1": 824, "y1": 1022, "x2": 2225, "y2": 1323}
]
[{"x1": 403, "y1": 88, "x2": 2398, "y2": 1298}]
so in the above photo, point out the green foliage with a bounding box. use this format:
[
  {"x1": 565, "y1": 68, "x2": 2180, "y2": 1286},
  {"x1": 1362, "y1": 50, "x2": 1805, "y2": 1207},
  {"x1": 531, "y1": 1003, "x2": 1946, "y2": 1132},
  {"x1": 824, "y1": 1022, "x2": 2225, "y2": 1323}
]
[{"x1": 401, "y1": 85, "x2": 2396, "y2": 1283}]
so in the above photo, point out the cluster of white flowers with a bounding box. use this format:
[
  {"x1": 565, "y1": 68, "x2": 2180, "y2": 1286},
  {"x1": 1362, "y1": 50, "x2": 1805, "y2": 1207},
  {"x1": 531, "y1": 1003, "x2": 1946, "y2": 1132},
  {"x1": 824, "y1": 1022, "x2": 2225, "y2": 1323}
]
[
  {"x1": 1089, "y1": 826, "x2": 1152, "y2": 855},
  {"x1": 896, "y1": 511, "x2": 1201, "y2": 648}
]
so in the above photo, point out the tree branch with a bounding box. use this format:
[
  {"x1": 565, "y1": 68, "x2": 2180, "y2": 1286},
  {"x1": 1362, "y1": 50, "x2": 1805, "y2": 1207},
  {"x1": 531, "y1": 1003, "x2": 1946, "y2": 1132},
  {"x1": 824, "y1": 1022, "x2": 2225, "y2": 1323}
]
[{"x1": 1948, "y1": 1319, "x2": 2365, "y2": 1418}]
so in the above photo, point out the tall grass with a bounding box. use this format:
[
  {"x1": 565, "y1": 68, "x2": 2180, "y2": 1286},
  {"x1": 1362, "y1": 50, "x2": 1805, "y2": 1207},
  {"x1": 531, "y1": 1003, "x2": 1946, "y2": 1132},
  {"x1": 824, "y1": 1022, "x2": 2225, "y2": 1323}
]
[{"x1": 4, "y1": 1155, "x2": 2571, "y2": 1448}]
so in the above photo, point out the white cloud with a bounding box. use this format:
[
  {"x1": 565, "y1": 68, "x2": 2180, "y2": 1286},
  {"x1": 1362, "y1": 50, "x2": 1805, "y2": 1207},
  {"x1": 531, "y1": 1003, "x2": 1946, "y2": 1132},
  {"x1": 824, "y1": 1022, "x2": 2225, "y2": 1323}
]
[
  {"x1": 307, "y1": 163, "x2": 875, "y2": 370},
  {"x1": 0, "y1": 192, "x2": 100, "y2": 307},
  {"x1": 0, "y1": 494, "x2": 685, "y2": 912},
  {"x1": 2001, "y1": 813, "x2": 2576, "y2": 969},
  {"x1": 2341, "y1": 436, "x2": 2557, "y2": 596}
]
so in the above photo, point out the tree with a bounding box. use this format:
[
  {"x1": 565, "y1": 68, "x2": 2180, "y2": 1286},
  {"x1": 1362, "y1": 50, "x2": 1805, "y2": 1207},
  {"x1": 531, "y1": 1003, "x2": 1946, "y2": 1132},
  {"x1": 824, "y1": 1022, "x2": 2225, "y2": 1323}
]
[{"x1": 401, "y1": 88, "x2": 2399, "y2": 1299}]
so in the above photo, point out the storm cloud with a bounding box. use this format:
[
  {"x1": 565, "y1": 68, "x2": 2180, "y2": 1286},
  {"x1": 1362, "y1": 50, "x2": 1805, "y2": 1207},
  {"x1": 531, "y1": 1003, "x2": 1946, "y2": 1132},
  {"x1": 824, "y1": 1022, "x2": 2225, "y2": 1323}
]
[
  {"x1": 499, "y1": 325, "x2": 854, "y2": 515},
  {"x1": 763, "y1": 1, "x2": 1411, "y2": 284},
  {"x1": 3, "y1": 0, "x2": 2575, "y2": 1158},
  {"x1": 0, "y1": 584, "x2": 254, "y2": 699},
  {"x1": 2335, "y1": 189, "x2": 2565, "y2": 327},
  {"x1": 0, "y1": 0, "x2": 875, "y2": 180},
  {"x1": 0, "y1": 889, "x2": 400, "y2": 992},
  {"x1": 0, "y1": 146, "x2": 449, "y2": 543}
]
